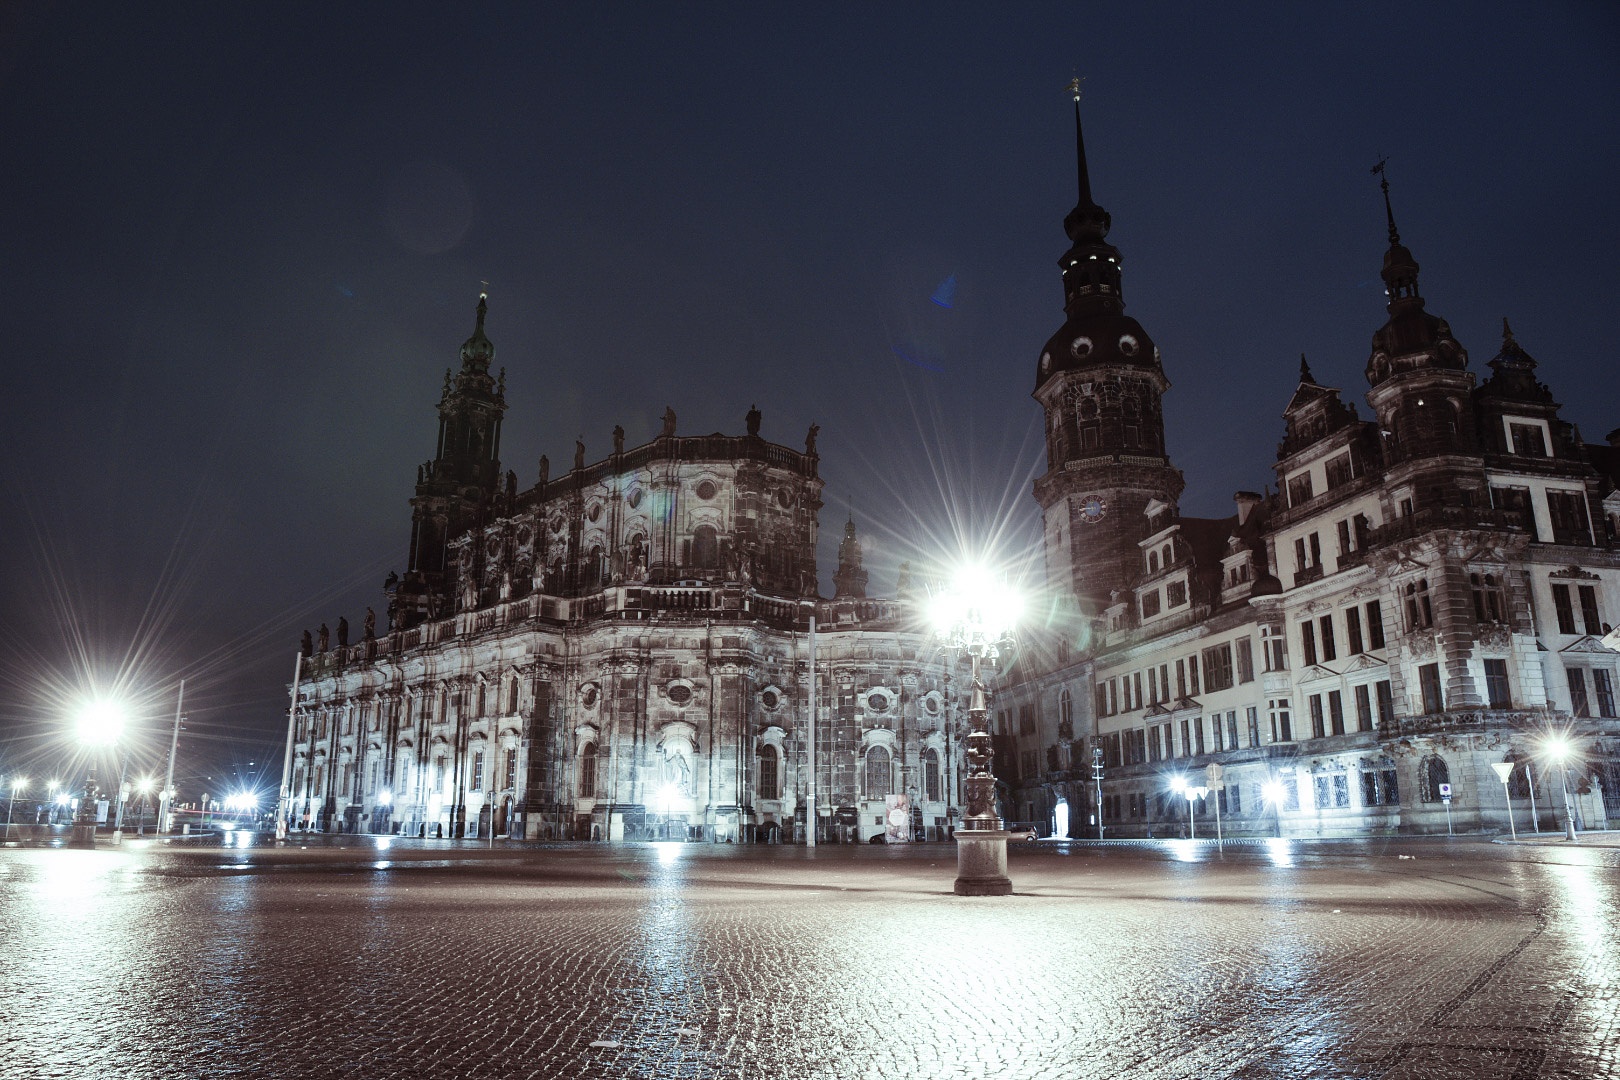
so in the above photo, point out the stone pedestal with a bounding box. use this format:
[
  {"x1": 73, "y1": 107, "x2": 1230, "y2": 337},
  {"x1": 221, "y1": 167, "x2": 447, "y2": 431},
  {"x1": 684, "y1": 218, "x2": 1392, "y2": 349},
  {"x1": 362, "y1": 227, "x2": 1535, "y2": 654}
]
[
  {"x1": 954, "y1": 828, "x2": 1012, "y2": 895},
  {"x1": 68, "y1": 824, "x2": 97, "y2": 848}
]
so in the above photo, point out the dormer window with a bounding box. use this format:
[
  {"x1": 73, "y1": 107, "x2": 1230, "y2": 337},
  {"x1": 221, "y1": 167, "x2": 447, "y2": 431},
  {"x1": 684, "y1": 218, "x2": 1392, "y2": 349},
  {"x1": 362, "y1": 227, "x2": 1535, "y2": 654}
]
[
  {"x1": 1148, "y1": 550, "x2": 1160, "y2": 574},
  {"x1": 1287, "y1": 472, "x2": 1314, "y2": 507},
  {"x1": 1509, "y1": 422, "x2": 1548, "y2": 457}
]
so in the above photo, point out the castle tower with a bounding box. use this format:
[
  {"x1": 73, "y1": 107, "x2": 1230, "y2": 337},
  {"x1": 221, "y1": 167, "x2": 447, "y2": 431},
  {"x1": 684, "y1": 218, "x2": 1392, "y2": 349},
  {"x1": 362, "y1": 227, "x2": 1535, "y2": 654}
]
[{"x1": 1032, "y1": 85, "x2": 1184, "y2": 614}]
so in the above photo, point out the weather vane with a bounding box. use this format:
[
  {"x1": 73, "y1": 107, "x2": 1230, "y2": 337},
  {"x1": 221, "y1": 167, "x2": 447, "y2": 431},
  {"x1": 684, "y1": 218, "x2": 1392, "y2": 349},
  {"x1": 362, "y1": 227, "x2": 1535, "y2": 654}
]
[
  {"x1": 480, "y1": 278, "x2": 490, "y2": 299},
  {"x1": 1067, "y1": 75, "x2": 1084, "y2": 103}
]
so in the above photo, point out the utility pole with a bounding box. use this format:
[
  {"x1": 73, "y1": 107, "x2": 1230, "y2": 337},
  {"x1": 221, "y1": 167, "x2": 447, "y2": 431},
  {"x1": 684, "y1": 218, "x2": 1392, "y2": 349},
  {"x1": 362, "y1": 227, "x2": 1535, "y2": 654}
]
[
  {"x1": 277, "y1": 652, "x2": 302, "y2": 841},
  {"x1": 805, "y1": 611, "x2": 817, "y2": 848},
  {"x1": 157, "y1": 679, "x2": 184, "y2": 833}
]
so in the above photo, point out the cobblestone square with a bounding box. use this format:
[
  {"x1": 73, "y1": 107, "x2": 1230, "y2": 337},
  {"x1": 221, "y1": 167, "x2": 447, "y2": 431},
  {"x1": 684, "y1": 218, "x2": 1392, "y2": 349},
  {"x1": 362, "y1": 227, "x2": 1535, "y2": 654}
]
[{"x1": 1, "y1": 836, "x2": 1616, "y2": 1079}]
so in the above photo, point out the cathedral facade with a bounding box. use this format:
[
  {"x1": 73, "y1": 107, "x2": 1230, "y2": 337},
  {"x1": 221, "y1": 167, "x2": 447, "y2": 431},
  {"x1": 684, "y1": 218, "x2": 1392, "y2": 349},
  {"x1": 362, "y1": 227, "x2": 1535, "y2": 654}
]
[
  {"x1": 285, "y1": 98, "x2": 1620, "y2": 844},
  {"x1": 286, "y1": 299, "x2": 958, "y2": 843}
]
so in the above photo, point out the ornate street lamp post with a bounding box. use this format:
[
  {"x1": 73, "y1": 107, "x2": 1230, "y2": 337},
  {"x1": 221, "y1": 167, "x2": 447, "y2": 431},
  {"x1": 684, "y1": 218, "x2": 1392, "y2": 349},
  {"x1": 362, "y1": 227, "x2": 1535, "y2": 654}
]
[
  {"x1": 1544, "y1": 737, "x2": 1578, "y2": 843},
  {"x1": 929, "y1": 564, "x2": 1022, "y2": 896},
  {"x1": 1489, "y1": 761, "x2": 1516, "y2": 841}
]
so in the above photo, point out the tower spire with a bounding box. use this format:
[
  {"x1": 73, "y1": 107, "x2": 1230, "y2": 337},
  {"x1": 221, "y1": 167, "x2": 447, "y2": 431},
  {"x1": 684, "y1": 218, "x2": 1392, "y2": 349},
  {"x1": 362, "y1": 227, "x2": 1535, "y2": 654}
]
[
  {"x1": 1068, "y1": 77, "x2": 1093, "y2": 208},
  {"x1": 1372, "y1": 158, "x2": 1399, "y2": 246}
]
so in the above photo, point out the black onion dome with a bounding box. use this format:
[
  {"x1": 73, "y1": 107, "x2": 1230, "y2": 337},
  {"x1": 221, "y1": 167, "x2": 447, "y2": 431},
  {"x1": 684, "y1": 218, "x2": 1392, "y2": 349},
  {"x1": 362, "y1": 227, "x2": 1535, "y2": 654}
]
[{"x1": 1037, "y1": 312, "x2": 1160, "y2": 388}]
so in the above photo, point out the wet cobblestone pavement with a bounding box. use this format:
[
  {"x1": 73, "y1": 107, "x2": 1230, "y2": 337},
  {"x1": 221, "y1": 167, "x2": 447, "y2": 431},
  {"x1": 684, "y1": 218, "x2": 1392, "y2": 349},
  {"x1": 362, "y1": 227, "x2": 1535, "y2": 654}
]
[{"x1": 1, "y1": 836, "x2": 1616, "y2": 1079}]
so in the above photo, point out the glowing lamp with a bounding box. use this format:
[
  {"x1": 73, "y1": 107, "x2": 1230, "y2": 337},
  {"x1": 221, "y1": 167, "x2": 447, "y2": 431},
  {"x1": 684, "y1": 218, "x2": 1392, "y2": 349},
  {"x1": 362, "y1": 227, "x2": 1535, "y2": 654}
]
[{"x1": 74, "y1": 699, "x2": 127, "y2": 747}]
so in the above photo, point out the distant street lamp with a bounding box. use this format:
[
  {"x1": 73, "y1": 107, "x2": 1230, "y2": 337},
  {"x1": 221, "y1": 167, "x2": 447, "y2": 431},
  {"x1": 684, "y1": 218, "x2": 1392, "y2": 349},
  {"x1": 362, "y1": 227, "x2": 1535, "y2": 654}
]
[
  {"x1": 1261, "y1": 777, "x2": 1286, "y2": 838},
  {"x1": 929, "y1": 562, "x2": 1023, "y2": 896},
  {"x1": 4, "y1": 777, "x2": 25, "y2": 837},
  {"x1": 1544, "y1": 738, "x2": 1579, "y2": 842},
  {"x1": 1489, "y1": 761, "x2": 1516, "y2": 841},
  {"x1": 133, "y1": 777, "x2": 155, "y2": 835},
  {"x1": 1169, "y1": 775, "x2": 1209, "y2": 840}
]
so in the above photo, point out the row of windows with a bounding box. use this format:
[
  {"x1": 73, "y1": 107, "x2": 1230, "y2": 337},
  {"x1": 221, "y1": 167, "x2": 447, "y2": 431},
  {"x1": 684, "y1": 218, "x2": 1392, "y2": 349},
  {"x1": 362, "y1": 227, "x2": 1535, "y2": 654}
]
[{"x1": 1095, "y1": 638, "x2": 1257, "y2": 717}]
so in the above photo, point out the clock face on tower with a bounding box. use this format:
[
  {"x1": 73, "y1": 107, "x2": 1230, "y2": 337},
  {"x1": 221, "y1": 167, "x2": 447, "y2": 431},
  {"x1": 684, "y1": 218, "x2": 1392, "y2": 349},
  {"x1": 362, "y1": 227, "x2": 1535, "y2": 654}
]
[{"x1": 1078, "y1": 493, "x2": 1108, "y2": 524}]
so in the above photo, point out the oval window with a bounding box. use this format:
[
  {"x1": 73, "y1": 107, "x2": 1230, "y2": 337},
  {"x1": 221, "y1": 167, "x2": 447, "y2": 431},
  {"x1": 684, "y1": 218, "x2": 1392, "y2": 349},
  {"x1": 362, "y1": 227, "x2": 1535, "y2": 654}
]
[
  {"x1": 668, "y1": 684, "x2": 693, "y2": 706},
  {"x1": 696, "y1": 480, "x2": 718, "y2": 501}
]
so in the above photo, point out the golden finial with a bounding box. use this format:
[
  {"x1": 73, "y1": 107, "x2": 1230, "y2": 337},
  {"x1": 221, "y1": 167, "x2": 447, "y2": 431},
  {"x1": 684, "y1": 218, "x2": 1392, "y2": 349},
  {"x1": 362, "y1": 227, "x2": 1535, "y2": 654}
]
[{"x1": 1066, "y1": 76, "x2": 1083, "y2": 103}]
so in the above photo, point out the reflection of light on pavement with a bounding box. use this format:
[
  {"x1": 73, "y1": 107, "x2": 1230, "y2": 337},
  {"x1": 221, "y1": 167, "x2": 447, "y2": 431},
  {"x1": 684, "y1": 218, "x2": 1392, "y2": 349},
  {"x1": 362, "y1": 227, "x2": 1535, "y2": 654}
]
[
  {"x1": 374, "y1": 836, "x2": 392, "y2": 851},
  {"x1": 653, "y1": 841, "x2": 683, "y2": 866},
  {"x1": 1167, "y1": 839, "x2": 1199, "y2": 863},
  {"x1": 1550, "y1": 862, "x2": 1615, "y2": 971},
  {"x1": 1264, "y1": 838, "x2": 1295, "y2": 867},
  {"x1": 34, "y1": 850, "x2": 134, "y2": 901}
]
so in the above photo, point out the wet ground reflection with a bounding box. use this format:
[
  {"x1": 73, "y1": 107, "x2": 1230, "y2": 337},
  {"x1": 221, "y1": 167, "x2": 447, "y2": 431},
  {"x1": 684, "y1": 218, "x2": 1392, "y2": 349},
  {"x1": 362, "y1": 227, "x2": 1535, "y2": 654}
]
[{"x1": 1, "y1": 837, "x2": 1616, "y2": 1078}]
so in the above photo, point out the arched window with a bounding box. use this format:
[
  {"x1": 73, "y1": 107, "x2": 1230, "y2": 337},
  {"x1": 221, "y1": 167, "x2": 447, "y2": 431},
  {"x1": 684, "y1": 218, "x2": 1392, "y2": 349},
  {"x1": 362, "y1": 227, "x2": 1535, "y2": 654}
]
[
  {"x1": 864, "y1": 745, "x2": 892, "y2": 798},
  {"x1": 757, "y1": 744, "x2": 779, "y2": 800},
  {"x1": 691, "y1": 525, "x2": 719, "y2": 568},
  {"x1": 923, "y1": 748, "x2": 941, "y2": 802},
  {"x1": 1148, "y1": 550, "x2": 1160, "y2": 574},
  {"x1": 1420, "y1": 755, "x2": 1450, "y2": 802},
  {"x1": 579, "y1": 743, "x2": 598, "y2": 799}
]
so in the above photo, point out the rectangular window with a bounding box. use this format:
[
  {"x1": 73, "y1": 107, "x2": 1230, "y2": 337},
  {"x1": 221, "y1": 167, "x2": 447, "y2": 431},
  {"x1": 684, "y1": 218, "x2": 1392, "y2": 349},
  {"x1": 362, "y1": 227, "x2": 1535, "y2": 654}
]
[
  {"x1": 1095, "y1": 683, "x2": 1109, "y2": 717},
  {"x1": 1247, "y1": 706, "x2": 1260, "y2": 748},
  {"x1": 1579, "y1": 585, "x2": 1602, "y2": 636},
  {"x1": 1133, "y1": 672, "x2": 1144, "y2": 710},
  {"x1": 1288, "y1": 472, "x2": 1314, "y2": 506},
  {"x1": 1179, "y1": 720, "x2": 1190, "y2": 758},
  {"x1": 1354, "y1": 683, "x2": 1373, "y2": 731},
  {"x1": 1203, "y1": 644, "x2": 1235, "y2": 692},
  {"x1": 1483, "y1": 658, "x2": 1511, "y2": 709},
  {"x1": 1568, "y1": 668, "x2": 1590, "y2": 718},
  {"x1": 1236, "y1": 638, "x2": 1255, "y2": 683},
  {"x1": 1325, "y1": 453, "x2": 1353, "y2": 489},
  {"x1": 1271, "y1": 699, "x2": 1293, "y2": 743},
  {"x1": 1187, "y1": 656, "x2": 1201, "y2": 696},
  {"x1": 1166, "y1": 580, "x2": 1188, "y2": 607},
  {"x1": 1176, "y1": 659, "x2": 1187, "y2": 698},
  {"x1": 1366, "y1": 600, "x2": 1386, "y2": 650},
  {"x1": 1337, "y1": 518, "x2": 1352, "y2": 558},
  {"x1": 1282, "y1": 775, "x2": 1300, "y2": 811},
  {"x1": 1509, "y1": 422, "x2": 1548, "y2": 456},
  {"x1": 1213, "y1": 715, "x2": 1225, "y2": 753},
  {"x1": 1471, "y1": 573, "x2": 1506, "y2": 624},
  {"x1": 1404, "y1": 579, "x2": 1433, "y2": 631},
  {"x1": 1333, "y1": 773, "x2": 1350, "y2": 807},
  {"x1": 1263, "y1": 625, "x2": 1287, "y2": 671},
  {"x1": 1547, "y1": 490, "x2": 1591, "y2": 545},
  {"x1": 1594, "y1": 669, "x2": 1616, "y2": 718},
  {"x1": 504, "y1": 751, "x2": 518, "y2": 790},
  {"x1": 1194, "y1": 717, "x2": 1206, "y2": 756},
  {"x1": 1419, "y1": 663, "x2": 1444, "y2": 714},
  {"x1": 1141, "y1": 590, "x2": 1161, "y2": 619},
  {"x1": 1147, "y1": 668, "x2": 1159, "y2": 705},
  {"x1": 1314, "y1": 775, "x2": 1333, "y2": 809},
  {"x1": 1300, "y1": 620, "x2": 1318, "y2": 667},
  {"x1": 471, "y1": 749, "x2": 485, "y2": 792},
  {"x1": 1328, "y1": 690, "x2": 1345, "y2": 736},
  {"x1": 1375, "y1": 680, "x2": 1395, "y2": 727},
  {"x1": 1552, "y1": 584, "x2": 1577, "y2": 634},
  {"x1": 1159, "y1": 664, "x2": 1170, "y2": 702},
  {"x1": 1319, "y1": 615, "x2": 1337, "y2": 662},
  {"x1": 1346, "y1": 607, "x2": 1364, "y2": 655},
  {"x1": 1226, "y1": 711, "x2": 1239, "y2": 750},
  {"x1": 1309, "y1": 694, "x2": 1325, "y2": 739}
]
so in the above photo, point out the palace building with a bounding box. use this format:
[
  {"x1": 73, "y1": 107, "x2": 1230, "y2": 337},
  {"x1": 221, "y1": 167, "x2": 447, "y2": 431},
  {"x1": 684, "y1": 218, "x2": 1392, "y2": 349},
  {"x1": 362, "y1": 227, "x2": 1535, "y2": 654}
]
[
  {"x1": 996, "y1": 100, "x2": 1620, "y2": 839},
  {"x1": 285, "y1": 98, "x2": 1620, "y2": 843}
]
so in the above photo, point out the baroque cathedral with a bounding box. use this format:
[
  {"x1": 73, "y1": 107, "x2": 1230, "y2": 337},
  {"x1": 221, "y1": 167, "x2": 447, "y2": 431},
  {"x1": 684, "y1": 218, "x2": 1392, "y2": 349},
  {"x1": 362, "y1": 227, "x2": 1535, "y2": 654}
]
[{"x1": 286, "y1": 96, "x2": 1620, "y2": 843}]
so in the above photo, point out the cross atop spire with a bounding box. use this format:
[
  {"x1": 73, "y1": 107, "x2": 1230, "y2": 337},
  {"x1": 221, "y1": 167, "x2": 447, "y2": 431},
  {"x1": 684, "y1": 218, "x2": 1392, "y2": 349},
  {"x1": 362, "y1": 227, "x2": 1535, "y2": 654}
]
[{"x1": 1069, "y1": 76, "x2": 1095, "y2": 210}]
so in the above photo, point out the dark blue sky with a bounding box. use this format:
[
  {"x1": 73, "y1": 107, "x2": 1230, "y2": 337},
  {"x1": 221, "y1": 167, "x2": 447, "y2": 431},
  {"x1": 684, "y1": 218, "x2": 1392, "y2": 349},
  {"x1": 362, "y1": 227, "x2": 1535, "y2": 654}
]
[{"x1": 2, "y1": 3, "x2": 1617, "y2": 782}]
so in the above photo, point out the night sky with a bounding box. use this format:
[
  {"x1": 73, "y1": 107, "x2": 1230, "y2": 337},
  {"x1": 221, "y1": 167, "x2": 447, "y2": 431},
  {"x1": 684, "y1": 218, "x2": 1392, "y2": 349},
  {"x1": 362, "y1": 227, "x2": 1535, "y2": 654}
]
[{"x1": 3, "y1": 4, "x2": 1617, "y2": 792}]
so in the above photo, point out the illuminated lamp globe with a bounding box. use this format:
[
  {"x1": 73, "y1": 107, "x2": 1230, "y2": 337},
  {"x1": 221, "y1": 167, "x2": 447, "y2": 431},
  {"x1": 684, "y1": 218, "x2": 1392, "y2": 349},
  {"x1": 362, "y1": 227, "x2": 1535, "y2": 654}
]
[{"x1": 74, "y1": 699, "x2": 127, "y2": 747}]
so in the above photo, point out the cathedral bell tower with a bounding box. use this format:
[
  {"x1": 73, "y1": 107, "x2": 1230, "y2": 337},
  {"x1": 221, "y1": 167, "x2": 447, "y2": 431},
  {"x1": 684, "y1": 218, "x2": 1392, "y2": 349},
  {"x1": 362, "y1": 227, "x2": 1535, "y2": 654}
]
[
  {"x1": 398, "y1": 293, "x2": 508, "y2": 625},
  {"x1": 1032, "y1": 84, "x2": 1184, "y2": 615}
]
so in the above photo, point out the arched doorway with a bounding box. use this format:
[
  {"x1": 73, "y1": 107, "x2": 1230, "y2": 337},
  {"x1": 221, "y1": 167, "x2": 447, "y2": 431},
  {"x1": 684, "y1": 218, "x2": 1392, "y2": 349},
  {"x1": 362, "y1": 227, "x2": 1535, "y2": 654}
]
[{"x1": 1054, "y1": 799, "x2": 1070, "y2": 840}]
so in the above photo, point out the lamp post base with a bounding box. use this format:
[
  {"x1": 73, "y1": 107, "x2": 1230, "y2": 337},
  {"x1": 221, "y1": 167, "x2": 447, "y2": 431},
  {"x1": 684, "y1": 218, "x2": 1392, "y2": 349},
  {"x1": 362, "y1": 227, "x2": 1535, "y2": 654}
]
[
  {"x1": 68, "y1": 825, "x2": 97, "y2": 848},
  {"x1": 954, "y1": 828, "x2": 1012, "y2": 895}
]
